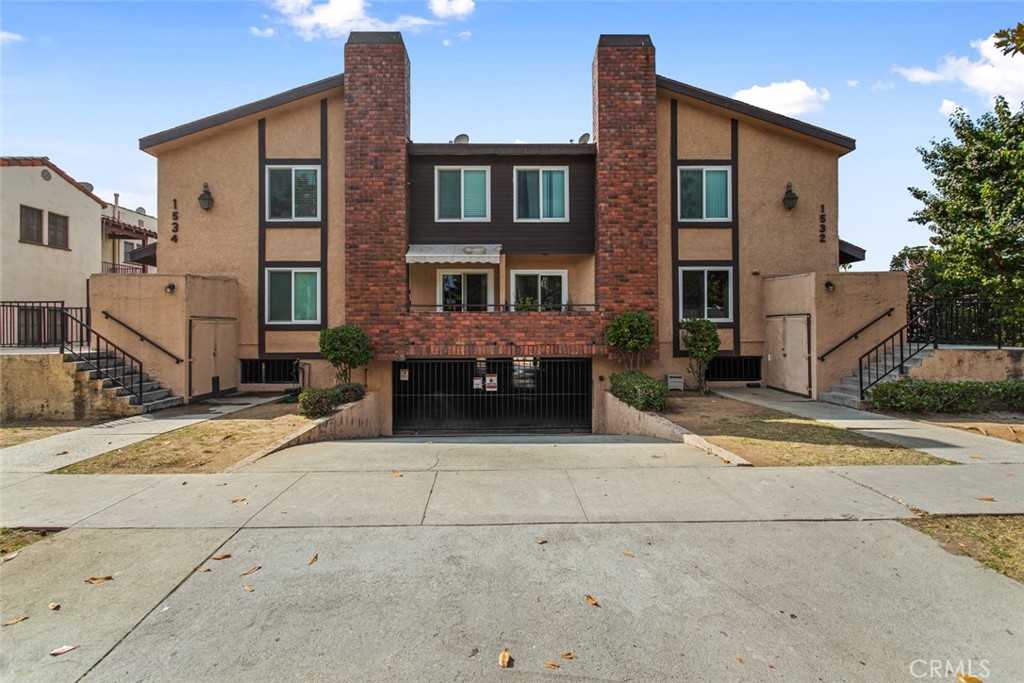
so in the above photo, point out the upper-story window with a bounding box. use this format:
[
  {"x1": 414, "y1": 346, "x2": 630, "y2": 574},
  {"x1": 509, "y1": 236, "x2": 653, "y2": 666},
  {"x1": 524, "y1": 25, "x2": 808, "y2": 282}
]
[
  {"x1": 514, "y1": 167, "x2": 568, "y2": 221},
  {"x1": 436, "y1": 167, "x2": 490, "y2": 221},
  {"x1": 267, "y1": 166, "x2": 320, "y2": 221},
  {"x1": 48, "y1": 213, "x2": 69, "y2": 249},
  {"x1": 19, "y1": 205, "x2": 43, "y2": 244},
  {"x1": 678, "y1": 166, "x2": 731, "y2": 222}
]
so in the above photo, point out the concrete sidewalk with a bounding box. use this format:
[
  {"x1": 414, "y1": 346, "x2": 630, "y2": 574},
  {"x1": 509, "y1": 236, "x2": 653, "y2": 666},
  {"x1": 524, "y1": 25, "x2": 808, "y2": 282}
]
[
  {"x1": 0, "y1": 395, "x2": 284, "y2": 474},
  {"x1": 718, "y1": 387, "x2": 1024, "y2": 464}
]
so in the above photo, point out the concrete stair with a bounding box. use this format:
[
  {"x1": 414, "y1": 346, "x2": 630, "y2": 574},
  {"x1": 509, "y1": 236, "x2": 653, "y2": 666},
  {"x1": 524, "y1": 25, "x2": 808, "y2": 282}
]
[
  {"x1": 820, "y1": 346, "x2": 935, "y2": 409},
  {"x1": 63, "y1": 352, "x2": 184, "y2": 414}
]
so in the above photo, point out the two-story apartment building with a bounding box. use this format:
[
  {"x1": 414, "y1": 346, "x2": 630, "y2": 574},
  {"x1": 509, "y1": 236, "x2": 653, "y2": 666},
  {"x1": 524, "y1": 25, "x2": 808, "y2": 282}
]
[{"x1": 92, "y1": 32, "x2": 906, "y2": 432}]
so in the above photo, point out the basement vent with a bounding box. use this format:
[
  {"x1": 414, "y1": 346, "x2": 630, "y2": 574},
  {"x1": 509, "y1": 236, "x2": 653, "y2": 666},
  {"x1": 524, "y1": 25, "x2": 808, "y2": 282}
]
[
  {"x1": 707, "y1": 356, "x2": 762, "y2": 382},
  {"x1": 240, "y1": 359, "x2": 298, "y2": 384}
]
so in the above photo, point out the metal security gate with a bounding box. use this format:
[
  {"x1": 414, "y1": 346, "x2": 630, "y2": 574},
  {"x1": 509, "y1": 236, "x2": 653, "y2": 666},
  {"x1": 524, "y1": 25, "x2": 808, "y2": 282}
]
[{"x1": 393, "y1": 358, "x2": 592, "y2": 433}]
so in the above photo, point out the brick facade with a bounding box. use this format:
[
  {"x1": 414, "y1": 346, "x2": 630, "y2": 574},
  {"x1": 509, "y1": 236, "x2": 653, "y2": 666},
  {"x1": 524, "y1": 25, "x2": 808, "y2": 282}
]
[
  {"x1": 343, "y1": 32, "x2": 411, "y2": 358},
  {"x1": 592, "y1": 35, "x2": 660, "y2": 355}
]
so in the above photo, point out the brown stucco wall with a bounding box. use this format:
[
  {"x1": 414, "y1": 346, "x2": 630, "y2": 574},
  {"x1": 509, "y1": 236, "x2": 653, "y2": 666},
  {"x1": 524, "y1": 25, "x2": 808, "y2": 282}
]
[
  {"x1": 0, "y1": 354, "x2": 136, "y2": 421},
  {"x1": 911, "y1": 349, "x2": 1024, "y2": 382}
]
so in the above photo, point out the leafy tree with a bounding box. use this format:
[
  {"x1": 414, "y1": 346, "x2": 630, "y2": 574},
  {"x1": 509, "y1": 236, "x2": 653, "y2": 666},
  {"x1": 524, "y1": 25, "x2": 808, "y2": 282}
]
[
  {"x1": 888, "y1": 245, "x2": 972, "y2": 308},
  {"x1": 319, "y1": 325, "x2": 373, "y2": 384},
  {"x1": 604, "y1": 311, "x2": 655, "y2": 371},
  {"x1": 680, "y1": 318, "x2": 720, "y2": 395},
  {"x1": 995, "y1": 22, "x2": 1024, "y2": 57},
  {"x1": 906, "y1": 96, "x2": 1024, "y2": 301}
]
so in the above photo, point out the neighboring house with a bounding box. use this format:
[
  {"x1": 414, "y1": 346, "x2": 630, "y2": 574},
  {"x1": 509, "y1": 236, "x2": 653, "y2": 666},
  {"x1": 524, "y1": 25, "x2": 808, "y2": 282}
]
[
  {"x1": 92, "y1": 32, "x2": 908, "y2": 430},
  {"x1": 101, "y1": 199, "x2": 158, "y2": 274}
]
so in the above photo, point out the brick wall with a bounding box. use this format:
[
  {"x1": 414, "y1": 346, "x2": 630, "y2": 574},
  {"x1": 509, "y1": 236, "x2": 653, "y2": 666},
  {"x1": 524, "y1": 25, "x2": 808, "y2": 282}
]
[
  {"x1": 592, "y1": 35, "x2": 660, "y2": 356},
  {"x1": 402, "y1": 311, "x2": 607, "y2": 358},
  {"x1": 344, "y1": 32, "x2": 410, "y2": 358}
]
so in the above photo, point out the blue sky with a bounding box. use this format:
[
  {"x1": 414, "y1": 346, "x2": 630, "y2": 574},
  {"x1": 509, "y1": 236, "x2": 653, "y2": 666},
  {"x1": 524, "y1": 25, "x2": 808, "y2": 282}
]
[{"x1": 2, "y1": 1, "x2": 1021, "y2": 271}]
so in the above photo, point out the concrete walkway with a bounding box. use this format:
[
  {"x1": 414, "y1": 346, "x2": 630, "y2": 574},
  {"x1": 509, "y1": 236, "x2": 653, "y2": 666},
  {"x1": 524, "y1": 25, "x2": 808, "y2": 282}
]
[
  {"x1": 0, "y1": 395, "x2": 284, "y2": 474},
  {"x1": 718, "y1": 387, "x2": 1024, "y2": 465}
]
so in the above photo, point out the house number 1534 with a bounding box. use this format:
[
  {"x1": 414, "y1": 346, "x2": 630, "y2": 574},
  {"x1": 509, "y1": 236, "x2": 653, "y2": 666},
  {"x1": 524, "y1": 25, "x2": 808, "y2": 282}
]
[{"x1": 170, "y1": 199, "x2": 180, "y2": 243}]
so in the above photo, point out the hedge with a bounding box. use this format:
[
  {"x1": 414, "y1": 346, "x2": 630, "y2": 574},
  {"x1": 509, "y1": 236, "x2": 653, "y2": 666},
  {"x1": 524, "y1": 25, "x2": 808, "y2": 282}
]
[
  {"x1": 298, "y1": 383, "x2": 367, "y2": 418},
  {"x1": 870, "y1": 380, "x2": 1024, "y2": 414},
  {"x1": 610, "y1": 371, "x2": 668, "y2": 412}
]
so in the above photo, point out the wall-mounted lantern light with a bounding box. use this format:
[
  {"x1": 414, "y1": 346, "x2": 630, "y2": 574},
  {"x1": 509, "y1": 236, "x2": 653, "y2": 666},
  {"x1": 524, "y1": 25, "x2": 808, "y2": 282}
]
[
  {"x1": 164, "y1": 282, "x2": 177, "y2": 294},
  {"x1": 824, "y1": 280, "x2": 836, "y2": 293},
  {"x1": 782, "y1": 182, "x2": 799, "y2": 210},
  {"x1": 197, "y1": 183, "x2": 214, "y2": 211}
]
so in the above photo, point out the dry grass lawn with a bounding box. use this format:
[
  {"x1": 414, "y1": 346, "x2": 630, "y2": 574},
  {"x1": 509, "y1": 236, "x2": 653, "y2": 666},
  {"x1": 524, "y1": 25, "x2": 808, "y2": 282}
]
[
  {"x1": 0, "y1": 419, "x2": 107, "y2": 448},
  {"x1": 662, "y1": 393, "x2": 949, "y2": 467},
  {"x1": 920, "y1": 413, "x2": 1024, "y2": 445},
  {"x1": 0, "y1": 528, "x2": 48, "y2": 555},
  {"x1": 904, "y1": 515, "x2": 1024, "y2": 584},
  {"x1": 56, "y1": 401, "x2": 313, "y2": 474}
]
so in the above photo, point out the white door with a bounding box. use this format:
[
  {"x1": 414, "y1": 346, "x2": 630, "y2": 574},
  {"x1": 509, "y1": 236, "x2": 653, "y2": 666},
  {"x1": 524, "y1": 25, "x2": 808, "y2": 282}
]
[{"x1": 765, "y1": 314, "x2": 811, "y2": 397}]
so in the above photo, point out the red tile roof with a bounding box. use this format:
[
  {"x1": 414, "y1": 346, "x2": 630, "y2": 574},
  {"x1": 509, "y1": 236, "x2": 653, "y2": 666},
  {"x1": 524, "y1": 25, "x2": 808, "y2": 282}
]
[{"x1": 1, "y1": 156, "x2": 108, "y2": 206}]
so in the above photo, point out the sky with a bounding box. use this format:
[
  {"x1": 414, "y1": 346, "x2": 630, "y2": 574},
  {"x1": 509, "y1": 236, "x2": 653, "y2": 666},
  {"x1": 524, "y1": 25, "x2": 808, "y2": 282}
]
[{"x1": 2, "y1": 1, "x2": 1021, "y2": 271}]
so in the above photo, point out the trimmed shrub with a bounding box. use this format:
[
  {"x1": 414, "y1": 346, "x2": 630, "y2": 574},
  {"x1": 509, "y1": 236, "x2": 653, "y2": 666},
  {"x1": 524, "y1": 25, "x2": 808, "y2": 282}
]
[
  {"x1": 610, "y1": 371, "x2": 668, "y2": 412},
  {"x1": 605, "y1": 311, "x2": 656, "y2": 371},
  {"x1": 298, "y1": 383, "x2": 367, "y2": 418},
  {"x1": 319, "y1": 325, "x2": 373, "y2": 384},
  {"x1": 871, "y1": 380, "x2": 1024, "y2": 414}
]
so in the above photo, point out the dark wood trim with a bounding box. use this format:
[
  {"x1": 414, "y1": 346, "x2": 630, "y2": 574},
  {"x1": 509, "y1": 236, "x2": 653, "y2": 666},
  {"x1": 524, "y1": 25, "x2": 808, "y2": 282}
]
[
  {"x1": 731, "y1": 119, "x2": 741, "y2": 359},
  {"x1": 409, "y1": 143, "x2": 594, "y2": 156},
  {"x1": 265, "y1": 158, "x2": 322, "y2": 166},
  {"x1": 677, "y1": 222, "x2": 735, "y2": 230},
  {"x1": 263, "y1": 222, "x2": 324, "y2": 229},
  {"x1": 258, "y1": 118, "x2": 267, "y2": 357},
  {"x1": 265, "y1": 324, "x2": 323, "y2": 332},
  {"x1": 140, "y1": 74, "x2": 344, "y2": 150},
  {"x1": 319, "y1": 98, "x2": 329, "y2": 328},
  {"x1": 265, "y1": 260, "x2": 323, "y2": 268},
  {"x1": 671, "y1": 99, "x2": 682, "y2": 358},
  {"x1": 674, "y1": 159, "x2": 731, "y2": 167},
  {"x1": 656, "y1": 75, "x2": 856, "y2": 151}
]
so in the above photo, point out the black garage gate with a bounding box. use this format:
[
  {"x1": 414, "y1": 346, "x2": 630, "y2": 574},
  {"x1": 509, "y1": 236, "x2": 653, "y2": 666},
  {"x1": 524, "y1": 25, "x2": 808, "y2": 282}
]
[{"x1": 392, "y1": 358, "x2": 592, "y2": 433}]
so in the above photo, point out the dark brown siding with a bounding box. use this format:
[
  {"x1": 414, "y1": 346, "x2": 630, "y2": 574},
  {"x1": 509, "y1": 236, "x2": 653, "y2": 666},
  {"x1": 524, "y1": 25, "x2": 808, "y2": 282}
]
[{"x1": 408, "y1": 154, "x2": 594, "y2": 253}]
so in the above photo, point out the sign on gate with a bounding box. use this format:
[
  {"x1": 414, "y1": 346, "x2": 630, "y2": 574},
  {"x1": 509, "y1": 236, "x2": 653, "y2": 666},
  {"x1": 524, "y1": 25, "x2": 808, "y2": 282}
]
[{"x1": 485, "y1": 373, "x2": 498, "y2": 392}]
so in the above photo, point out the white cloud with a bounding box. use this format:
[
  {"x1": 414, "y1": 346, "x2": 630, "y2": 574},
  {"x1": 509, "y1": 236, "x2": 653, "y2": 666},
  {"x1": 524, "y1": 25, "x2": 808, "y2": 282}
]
[
  {"x1": 428, "y1": 0, "x2": 474, "y2": 19},
  {"x1": 731, "y1": 79, "x2": 830, "y2": 116},
  {"x1": 249, "y1": 26, "x2": 276, "y2": 38},
  {"x1": 442, "y1": 38, "x2": 451, "y2": 47},
  {"x1": 272, "y1": 0, "x2": 434, "y2": 41},
  {"x1": 893, "y1": 34, "x2": 1024, "y2": 104},
  {"x1": 870, "y1": 80, "x2": 895, "y2": 92},
  {"x1": 939, "y1": 99, "x2": 964, "y2": 116},
  {"x1": 846, "y1": 80, "x2": 859, "y2": 88},
  {"x1": 458, "y1": 30, "x2": 471, "y2": 40},
  {"x1": 1, "y1": 31, "x2": 25, "y2": 45}
]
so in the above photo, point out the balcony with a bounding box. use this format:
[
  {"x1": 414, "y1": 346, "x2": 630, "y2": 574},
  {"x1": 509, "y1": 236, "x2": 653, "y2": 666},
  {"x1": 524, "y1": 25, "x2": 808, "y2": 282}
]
[{"x1": 101, "y1": 261, "x2": 144, "y2": 274}]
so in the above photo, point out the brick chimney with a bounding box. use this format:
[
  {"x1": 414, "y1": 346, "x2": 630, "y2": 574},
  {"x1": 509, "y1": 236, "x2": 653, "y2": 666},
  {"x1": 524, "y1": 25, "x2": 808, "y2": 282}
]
[
  {"x1": 592, "y1": 35, "x2": 659, "y2": 351},
  {"x1": 344, "y1": 31, "x2": 410, "y2": 358}
]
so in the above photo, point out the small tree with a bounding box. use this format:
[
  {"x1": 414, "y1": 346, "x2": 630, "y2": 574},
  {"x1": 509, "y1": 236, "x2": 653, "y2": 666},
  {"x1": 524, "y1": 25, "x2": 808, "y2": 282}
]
[
  {"x1": 319, "y1": 325, "x2": 373, "y2": 385},
  {"x1": 680, "y1": 318, "x2": 720, "y2": 395},
  {"x1": 605, "y1": 311, "x2": 655, "y2": 371}
]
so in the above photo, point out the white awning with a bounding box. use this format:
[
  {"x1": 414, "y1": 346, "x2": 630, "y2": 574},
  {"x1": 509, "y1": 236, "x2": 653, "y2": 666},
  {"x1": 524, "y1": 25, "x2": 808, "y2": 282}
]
[{"x1": 405, "y1": 244, "x2": 502, "y2": 264}]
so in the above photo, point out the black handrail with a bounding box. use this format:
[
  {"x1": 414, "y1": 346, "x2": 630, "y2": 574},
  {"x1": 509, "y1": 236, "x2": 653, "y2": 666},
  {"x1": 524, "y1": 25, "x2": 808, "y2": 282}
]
[
  {"x1": 62, "y1": 309, "x2": 145, "y2": 402},
  {"x1": 818, "y1": 307, "x2": 895, "y2": 361},
  {"x1": 101, "y1": 310, "x2": 184, "y2": 364},
  {"x1": 858, "y1": 304, "x2": 937, "y2": 399}
]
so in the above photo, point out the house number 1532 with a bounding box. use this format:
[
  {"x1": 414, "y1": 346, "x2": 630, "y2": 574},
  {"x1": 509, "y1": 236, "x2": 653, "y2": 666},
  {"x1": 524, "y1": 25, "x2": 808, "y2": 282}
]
[{"x1": 818, "y1": 204, "x2": 826, "y2": 243}]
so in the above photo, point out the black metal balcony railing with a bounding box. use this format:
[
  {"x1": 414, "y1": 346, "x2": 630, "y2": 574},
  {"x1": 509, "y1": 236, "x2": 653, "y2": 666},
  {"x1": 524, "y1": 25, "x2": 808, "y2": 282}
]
[
  {"x1": 406, "y1": 303, "x2": 597, "y2": 313},
  {"x1": 101, "y1": 261, "x2": 144, "y2": 274},
  {"x1": 909, "y1": 298, "x2": 1023, "y2": 348},
  {"x1": 0, "y1": 301, "x2": 89, "y2": 347}
]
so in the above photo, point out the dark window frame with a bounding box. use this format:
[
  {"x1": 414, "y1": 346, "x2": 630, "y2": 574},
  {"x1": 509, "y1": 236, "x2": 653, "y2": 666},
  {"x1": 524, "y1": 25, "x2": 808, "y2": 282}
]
[{"x1": 19, "y1": 205, "x2": 43, "y2": 244}]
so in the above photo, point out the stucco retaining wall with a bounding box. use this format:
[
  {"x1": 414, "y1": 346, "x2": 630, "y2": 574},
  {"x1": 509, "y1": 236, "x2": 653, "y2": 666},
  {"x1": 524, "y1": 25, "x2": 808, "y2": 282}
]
[
  {"x1": 910, "y1": 349, "x2": 1024, "y2": 383},
  {"x1": 0, "y1": 353, "x2": 136, "y2": 421}
]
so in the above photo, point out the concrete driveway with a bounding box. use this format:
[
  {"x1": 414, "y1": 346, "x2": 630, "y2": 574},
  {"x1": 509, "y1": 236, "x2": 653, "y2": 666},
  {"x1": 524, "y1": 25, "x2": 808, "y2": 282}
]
[{"x1": 2, "y1": 435, "x2": 1022, "y2": 682}]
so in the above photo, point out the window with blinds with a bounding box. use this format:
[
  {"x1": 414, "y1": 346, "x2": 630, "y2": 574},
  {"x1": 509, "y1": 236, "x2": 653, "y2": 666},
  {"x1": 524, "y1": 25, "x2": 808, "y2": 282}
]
[
  {"x1": 436, "y1": 167, "x2": 490, "y2": 221},
  {"x1": 19, "y1": 205, "x2": 43, "y2": 244},
  {"x1": 48, "y1": 213, "x2": 69, "y2": 249},
  {"x1": 266, "y1": 166, "x2": 320, "y2": 221},
  {"x1": 515, "y1": 167, "x2": 568, "y2": 221},
  {"x1": 678, "y1": 166, "x2": 731, "y2": 222},
  {"x1": 266, "y1": 268, "x2": 320, "y2": 324}
]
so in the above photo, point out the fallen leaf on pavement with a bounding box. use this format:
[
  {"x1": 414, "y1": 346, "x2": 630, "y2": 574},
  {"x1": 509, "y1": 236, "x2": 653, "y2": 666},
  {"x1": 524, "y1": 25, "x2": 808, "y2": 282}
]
[
  {"x1": 3, "y1": 616, "x2": 28, "y2": 626},
  {"x1": 240, "y1": 565, "x2": 261, "y2": 577},
  {"x1": 243, "y1": 585, "x2": 255, "y2": 592},
  {"x1": 736, "y1": 657, "x2": 744, "y2": 665},
  {"x1": 970, "y1": 455, "x2": 983, "y2": 460},
  {"x1": 537, "y1": 540, "x2": 548, "y2": 545},
  {"x1": 50, "y1": 645, "x2": 77, "y2": 656},
  {"x1": 392, "y1": 471, "x2": 404, "y2": 477},
  {"x1": 768, "y1": 663, "x2": 776, "y2": 669},
  {"x1": 211, "y1": 554, "x2": 231, "y2": 560},
  {"x1": 585, "y1": 595, "x2": 600, "y2": 607},
  {"x1": 544, "y1": 661, "x2": 560, "y2": 669},
  {"x1": 623, "y1": 551, "x2": 635, "y2": 558},
  {"x1": 1, "y1": 552, "x2": 19, "y2": 563},
  {"x1": 560, "y1": 652, "x2": 575, "y2": 660},
  {"x1": 977, "y1": 497, "x2": 996, "y2": 502},
  {"x1": 498, "y1": 649, "x2": 511, "y2": 669},
  {"x1": 197, "y1": 567, "x2": 211, "y2": 573},
  {"x1": 230, "y1": 498, "x2": 248, "y2": 504},
  {"x1": 956, "y1": 674, "x2": 983, "y2": 683},
  {"x1": 56, "y1": 450, "x2": 69, "y2": 455},
  {"x1": 84, "y1": 576, "x2": 113, "y2": 585},
  {"x1": 48, "y1": 602, "x2": 60, "y2": 611},
  {"x1": 308, "y1": 554, "x2": 318, "y2": 565}
]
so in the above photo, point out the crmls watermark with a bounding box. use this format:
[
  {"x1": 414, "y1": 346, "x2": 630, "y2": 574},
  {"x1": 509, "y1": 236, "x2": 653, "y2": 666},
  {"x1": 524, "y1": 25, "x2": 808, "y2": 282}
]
[{"x1": 909, "y1": 659, "x2": 991, "y2": 679}]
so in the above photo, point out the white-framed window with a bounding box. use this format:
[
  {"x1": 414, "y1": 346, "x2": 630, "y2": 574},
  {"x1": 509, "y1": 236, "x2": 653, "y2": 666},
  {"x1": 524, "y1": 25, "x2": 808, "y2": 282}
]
[
  {"x1": 679, "y1": 267, "x2": 732, "y2": 322},
  {"x1": 678, "y1": 166, "x2": 731, "y2": 222},
  {"x1": 510, "y1": 270, "x2": 568, "y2": 311},
  {"x1": 266, "y1": 166, "x2": 321, "y2": 221},
  {"x1": 514, "y1": 167, "x2": 569, "y2": 221},
  {"x1": 436, "y1": 270, "x2": 494, "y2": 311},
  {"x1": 266, "y1": 268, "x2": 320, "y2": 324},
  {"x1": 435, "y1": 167, "x2": 490, "y2": 221}
]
